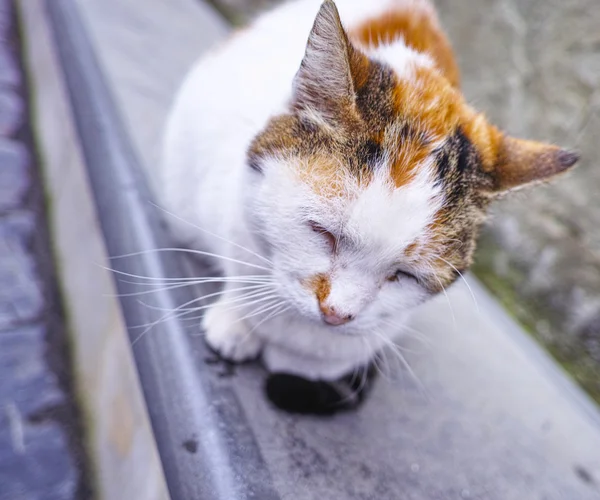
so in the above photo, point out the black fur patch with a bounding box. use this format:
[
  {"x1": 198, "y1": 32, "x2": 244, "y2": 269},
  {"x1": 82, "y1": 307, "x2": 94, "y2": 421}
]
[
  {"x1": 247, "y1": 155, "x2": 263, "y2": 173},
  {"x1": 358, "y1": 139, "x2": 384, "y2": 167},
  {"x1": 355, "y1": 62, "x2": 396, "y2": 125},
  {"x1": 265, "y1": 364, "x2": 377, "y2": 415},
  {"x1": 435, "y1": 127, "x2": 482, "y2": 206},
  {"x1": 436, "y1": 129, "x2": 476, "y2": 179}
]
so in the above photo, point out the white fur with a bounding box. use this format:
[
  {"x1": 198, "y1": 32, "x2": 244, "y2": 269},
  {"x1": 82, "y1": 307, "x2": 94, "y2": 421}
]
[
  {"x1": 159, "y1": 0, "x2": 443, "y2": 380},
  {"x1": 366, "y1": 41, "x2": 435, "y2": 79}
]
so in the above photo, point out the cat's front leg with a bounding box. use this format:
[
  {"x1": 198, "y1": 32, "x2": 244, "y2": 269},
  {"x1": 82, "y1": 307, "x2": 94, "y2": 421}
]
[{"x1": 202, "y1": 284, "x2": 264, "y2": 362}]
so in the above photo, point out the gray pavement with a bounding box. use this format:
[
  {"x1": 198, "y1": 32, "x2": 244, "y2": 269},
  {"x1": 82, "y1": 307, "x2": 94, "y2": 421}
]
[
  {"x1": 0, "y1": 1, "x2": 89, "y2": 498},
  {"x1": 68, "y1": 0, "x2": 600, "y2": 498}
]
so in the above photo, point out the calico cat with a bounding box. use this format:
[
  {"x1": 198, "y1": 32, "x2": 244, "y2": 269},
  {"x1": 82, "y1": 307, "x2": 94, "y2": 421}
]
[{"x1": 160, "y1": 0, "x2": 577, "y2": 410}]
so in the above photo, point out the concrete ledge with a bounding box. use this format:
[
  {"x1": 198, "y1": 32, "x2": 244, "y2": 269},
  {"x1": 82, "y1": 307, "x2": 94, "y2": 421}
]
[{"x1": 33, "y1": 1, "x2": 277, "y2": 499}]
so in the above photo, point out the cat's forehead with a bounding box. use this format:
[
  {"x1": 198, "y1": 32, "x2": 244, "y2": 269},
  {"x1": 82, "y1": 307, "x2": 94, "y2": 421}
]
[{"x1": 323, "y1": 165, "x2": 443, "y2": 257}]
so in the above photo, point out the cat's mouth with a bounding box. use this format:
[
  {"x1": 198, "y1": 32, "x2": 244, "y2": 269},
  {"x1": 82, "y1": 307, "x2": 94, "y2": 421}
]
[
  {"x1": 320, "y1": 308, "x2": 354, "y2": 327},
  {"x1": 316, "y1": 317, "x2": 366, "y2": 336}
]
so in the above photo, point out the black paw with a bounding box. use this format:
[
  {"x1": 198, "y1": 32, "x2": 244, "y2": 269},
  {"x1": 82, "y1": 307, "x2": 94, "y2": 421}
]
[{"x1": 265, "y1": 364, "x2": 378, "y2": 415}]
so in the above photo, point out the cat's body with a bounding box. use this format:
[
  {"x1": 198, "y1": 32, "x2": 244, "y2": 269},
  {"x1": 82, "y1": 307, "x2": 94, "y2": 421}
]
[{"x1": 160, "y1": 0, "x2": 577, "y2": 382}]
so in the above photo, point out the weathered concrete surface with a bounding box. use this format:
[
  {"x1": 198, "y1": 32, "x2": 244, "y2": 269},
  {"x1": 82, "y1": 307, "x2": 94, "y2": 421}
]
[
  {"x1": 0, "y1": 1, "x2": 90, "y2": 497},
  {"x1": 73, "y1": 0, "x2": 228, "y2": 185},
  {"x1": 433, "y1": 0, "x2": 600, "y2": 402},
  {"x1": 235, "y1": 280, "x2": 600, "y2": 500},
  {"x1": 209, "y1": 0, "x2": 600, "y2": 403}
]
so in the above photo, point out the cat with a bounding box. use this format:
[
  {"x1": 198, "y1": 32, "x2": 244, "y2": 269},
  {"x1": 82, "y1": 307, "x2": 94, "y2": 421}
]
[{"x1": 159, "y1": 0, "x2": 578, "y2": 396}]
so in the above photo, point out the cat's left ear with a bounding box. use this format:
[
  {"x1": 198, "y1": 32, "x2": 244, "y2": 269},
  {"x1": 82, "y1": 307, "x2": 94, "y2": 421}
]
[
  {"x1": 488, "y1": 135, "x2": 579, "y2": 192},
  {"x1": 292, "y1": 0, "x2": 367, "y2": 121}
]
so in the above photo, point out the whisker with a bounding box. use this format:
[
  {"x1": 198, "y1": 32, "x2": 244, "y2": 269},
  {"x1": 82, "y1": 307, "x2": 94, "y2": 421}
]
[
  {"x1": 131, "y1": 285, "x2": 275, "y2": 335},
  {"x1": 150, "y1": 202, "x2": 274, "y2": 265},
  {"x1": 368, "y1": 337, "x2": 393, "y2": 382},
  {"x1": 347, "y1": 359, "x2": 362, "y2": 391},
  {"x1": 379, "y1": 320, "x2": 433, "y2": 348},
  {"x1": 130, "y1": 289, "x2": 281, "y2": 344},
  {"x1": 194, "y1": 302, "x2": 291, "y2": 344},
  {"x1": 138, "y1": 287, "x2": 278, "y2": 314},
  {"x1": 330, "y1": 339, "x2": 372, "y2": 406},
  {"x1": 238, "y1": 300, "x2": 287, "y2": 323},
  {"x1": 371, "y1": 330, "x2": 401, "y2": 380},
  {"x1": 109, "y1": 247, "x2": 272, "y2": 272},
  {"x1": 176, "y1": 293, "x2": 282, "y2": 325},
  {"x1": 218, "y1": 292, "x2": 281, "y2": 315},
  {"x1": 371, "y1": 329, "x2": 428, "y2": 398},
  {"x1": 103, "y1": 265, "x2": 272, "y2": 284},
  {"x1": 426, "y1": 263, "x2": 457, "y2": 330},
  {"x1": 120, "y1": 273, "x2": 274, "y2": 284},
  {"x1": 369, "y1": 342, "x2": 388, "y2": 379},
  {"x1": 248, "y1": 303, "x2": 290, "y2": 334},
  {"x1": 108, "y1": 282, "x2": 273, "y2": 298},
  {"x1": 435, "y1": 256, "x2": 479, "y2": 313}
]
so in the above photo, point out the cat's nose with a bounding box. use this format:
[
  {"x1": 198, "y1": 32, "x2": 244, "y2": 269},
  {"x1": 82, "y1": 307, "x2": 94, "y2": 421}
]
[{"x1": 319, "y1": 303, "x2": 353, "y2": 326}]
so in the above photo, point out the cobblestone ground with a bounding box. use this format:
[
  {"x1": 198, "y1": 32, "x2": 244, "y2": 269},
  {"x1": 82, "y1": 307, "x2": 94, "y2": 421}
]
[{"x1": 0, "y1": 1, "x2": 91, "y2": 498}]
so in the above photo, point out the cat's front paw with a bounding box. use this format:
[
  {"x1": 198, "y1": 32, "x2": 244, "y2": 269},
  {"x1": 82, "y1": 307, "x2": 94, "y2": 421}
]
[{"x1": 202, "y1": 302, "x2": 263, "y2": 362}]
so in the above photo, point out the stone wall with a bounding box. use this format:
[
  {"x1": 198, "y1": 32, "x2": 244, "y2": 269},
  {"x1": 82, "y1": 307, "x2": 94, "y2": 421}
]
[
  {"x1": 434, "y1": 0, "x2": 600, "y2": 401},
  {"x1": 207, "y1": 0, "x2": 600, "y2": 402}
]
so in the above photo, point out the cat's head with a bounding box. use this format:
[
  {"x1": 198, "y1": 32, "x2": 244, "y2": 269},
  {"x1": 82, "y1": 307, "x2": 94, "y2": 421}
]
[{"x1": 246, "y1": 0, "x2": 578, "y2": 332}]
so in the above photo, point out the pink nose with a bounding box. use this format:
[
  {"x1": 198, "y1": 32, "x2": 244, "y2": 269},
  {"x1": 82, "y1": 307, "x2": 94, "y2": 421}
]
[{"x1": 319, "y1": 304, "x2": 353, "y2": 326}]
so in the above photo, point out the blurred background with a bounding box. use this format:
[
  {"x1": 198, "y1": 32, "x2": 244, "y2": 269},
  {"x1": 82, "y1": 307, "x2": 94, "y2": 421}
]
[{"x1": 1, "y1": 0, "x2": 599, "y2": 499}]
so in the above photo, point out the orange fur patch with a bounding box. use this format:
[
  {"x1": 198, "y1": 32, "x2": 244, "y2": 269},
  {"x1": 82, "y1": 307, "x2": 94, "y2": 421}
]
[
  {"x1": 296, "y1": 155, "x2": 372, "y2": 197},
  {"x1": 391, "y1": 66, "x2": 502, "y2": 176},
  {"x1": 350, "y1": 8, "x2": 460, "y2": 88},
  {"x1": 389, "y1": 134, "x2": 429, "y2": 188},
  {"x1": 385, "y1": 67, "x2": 463, "y2": 187},
  {"x1": 462, "y1": 113, "x2": 503, "y2": 171},
  {"x1": 304, "y1": 273, "x2": 331, "y2": 303},
  {"x1": 403, "y1": 242, "x2": 418, "y2": 257},
  {"x1": 393, "y1": 67, "x2": 462, "y2": 138}
]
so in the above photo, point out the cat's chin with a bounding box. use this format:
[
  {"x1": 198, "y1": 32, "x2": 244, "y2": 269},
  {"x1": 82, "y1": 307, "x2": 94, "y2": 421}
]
[
  {"x1": 262, "y1": 342, "x2": 374, "y2": 381},
  {"x1": 284, "y1": 305, "x2": 372, "y2": 336},
  {"x1": 302, "y1": 316, "x2": 362, "y2": 335},
  {"x1": 318, "y1": 323, "x2": 368, "y2": 338}
]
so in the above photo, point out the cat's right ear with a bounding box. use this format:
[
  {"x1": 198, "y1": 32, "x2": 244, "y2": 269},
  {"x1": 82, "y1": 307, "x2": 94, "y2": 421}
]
[
  {"x1": 463, "y1": 115, "x2": 579, "y2": 193},
  {"x1": 292, "y1": 0, "x2": 367, "y2": 122}
]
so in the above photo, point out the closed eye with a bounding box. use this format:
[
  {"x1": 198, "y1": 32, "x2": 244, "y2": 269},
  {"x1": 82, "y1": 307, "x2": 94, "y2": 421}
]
[
  {"x1": 308, "y1": 220, "x2": 336, "y2": 249},
  {"x1": 387, "y1": 269, "x2": 418, "y2": 283}
]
